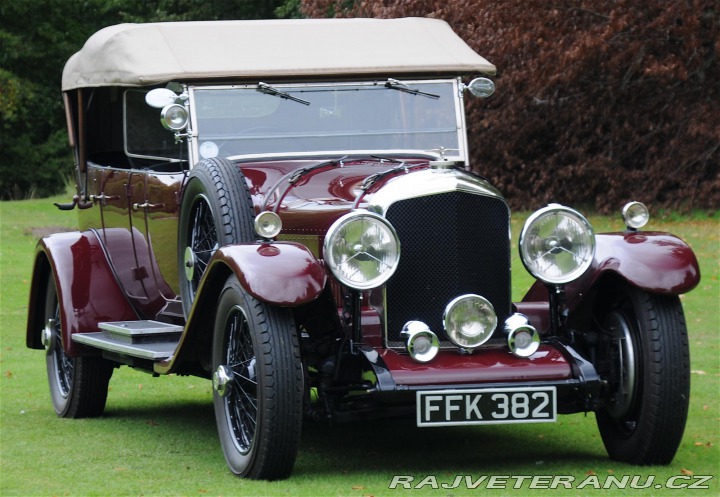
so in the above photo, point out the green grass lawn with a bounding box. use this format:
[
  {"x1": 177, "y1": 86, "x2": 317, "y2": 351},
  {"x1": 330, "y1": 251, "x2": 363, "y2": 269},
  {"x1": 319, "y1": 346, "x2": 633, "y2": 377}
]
[{"x1": 1, "y1": 195, "x2": 718, "y2": 496}]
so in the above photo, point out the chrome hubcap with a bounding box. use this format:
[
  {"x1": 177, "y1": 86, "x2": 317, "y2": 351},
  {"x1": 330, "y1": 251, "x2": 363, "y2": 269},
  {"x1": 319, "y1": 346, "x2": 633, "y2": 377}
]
[
  {"x1": 184, "y1": 246, "x2": 196, "y2": 282},
  {"x1": 213, "y1": 365, "x2": 233, "y2": 397},
  {"x1": 42, "y1": 318, "x2": 56, "y2": 351}
]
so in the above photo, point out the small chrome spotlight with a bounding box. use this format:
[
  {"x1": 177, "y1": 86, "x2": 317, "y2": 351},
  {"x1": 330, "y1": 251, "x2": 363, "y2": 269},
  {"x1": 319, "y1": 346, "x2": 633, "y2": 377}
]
[
  {"x1": 621, "y1": 201, "x2": 650, "y2": 230},
  {"x1": 401, "y1": 321, "x2": 439, "y2": 363},
  {"x1": 160, "y1": 103, "x2": 189, "y2": 130},
  {"x1": 254, "y1": 211, "x2": 283, "y2": 239},
  {"x1": 504, "y1": 313, "x2": 540, "y2": 358}
]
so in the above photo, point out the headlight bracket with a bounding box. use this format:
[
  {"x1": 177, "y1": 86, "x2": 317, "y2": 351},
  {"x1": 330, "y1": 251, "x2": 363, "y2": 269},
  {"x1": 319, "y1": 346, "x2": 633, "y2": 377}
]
[{"x1": 548, "y1": 284, "x2": 569, "y2": 338}]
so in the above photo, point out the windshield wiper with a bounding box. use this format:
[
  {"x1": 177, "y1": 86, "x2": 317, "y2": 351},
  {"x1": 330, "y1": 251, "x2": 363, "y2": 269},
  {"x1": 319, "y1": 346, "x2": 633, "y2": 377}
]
[
  {"x1": 385, "y1": 78, "x2": 440, "y2": 99},
  {"x1": 257, "y1": 82, "x2": 310, "y2": 106}
]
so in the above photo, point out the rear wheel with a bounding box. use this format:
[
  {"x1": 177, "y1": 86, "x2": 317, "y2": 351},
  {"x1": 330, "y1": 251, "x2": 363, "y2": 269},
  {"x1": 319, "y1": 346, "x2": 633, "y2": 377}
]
[
  {"x1": 595, "y1": 285, "x2": 690, "y2": 464},
  {"x1": 211, "y1": 275, "x2": 303, "y2": 479},
  {"x1": 44, "y1": 273, "x2": 113, "y2": 418},
  {"x1": 178, "y1": 157, "x2": 255, "y2": 316}
]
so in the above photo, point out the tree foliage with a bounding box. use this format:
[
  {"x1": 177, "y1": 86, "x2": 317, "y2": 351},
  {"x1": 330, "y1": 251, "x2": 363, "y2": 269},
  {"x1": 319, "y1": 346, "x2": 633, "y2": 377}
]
[
  {"x1": 0, "y1": 0, "x2": 299, "y2": 199},
  {"x1": 1, "y1": 1, "x2": 717, "y2": 211},
  {"x1": 302, "y1": 0, "x2": 719, "y2": 212}
]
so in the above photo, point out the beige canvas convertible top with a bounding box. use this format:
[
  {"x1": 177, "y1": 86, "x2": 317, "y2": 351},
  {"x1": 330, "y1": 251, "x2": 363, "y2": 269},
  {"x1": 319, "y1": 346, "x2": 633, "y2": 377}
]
[{"x1": 61, "y1": 17, "x2": 495, "y2": 90}]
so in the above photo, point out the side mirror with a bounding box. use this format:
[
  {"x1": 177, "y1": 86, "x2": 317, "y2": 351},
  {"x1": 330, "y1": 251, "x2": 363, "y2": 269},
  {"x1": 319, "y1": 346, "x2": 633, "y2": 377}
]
[
  {"x1": 145, "y1": 88, "x2": 178, "y2": 109},
  {"x1": 464, "y1": 77, "x2": 495, "y2": 98}
]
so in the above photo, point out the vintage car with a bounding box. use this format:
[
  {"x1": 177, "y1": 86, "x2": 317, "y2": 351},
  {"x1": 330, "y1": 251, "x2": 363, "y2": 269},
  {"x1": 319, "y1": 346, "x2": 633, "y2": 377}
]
[{"x1": 26, "y1": 18, "x2": 700, "y2": 480}]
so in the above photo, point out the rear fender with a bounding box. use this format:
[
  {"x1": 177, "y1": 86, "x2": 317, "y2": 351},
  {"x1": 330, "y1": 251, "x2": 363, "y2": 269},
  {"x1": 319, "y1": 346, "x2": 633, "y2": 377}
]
[
  {"x1": 521, "y1": 232, "x2": 700, "y2": 327},
  {"x1": 156, "y1": 241, "x2": 326, "y2": 375},
  {"x1": 26, "y1": 230, "x2": 138, "y2": 356}
]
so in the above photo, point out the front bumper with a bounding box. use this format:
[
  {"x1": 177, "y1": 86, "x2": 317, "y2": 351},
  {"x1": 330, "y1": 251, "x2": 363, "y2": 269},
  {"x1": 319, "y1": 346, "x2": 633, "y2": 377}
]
[{"x1": 359, "y1": 341, "x2": 601, "y2": 415}]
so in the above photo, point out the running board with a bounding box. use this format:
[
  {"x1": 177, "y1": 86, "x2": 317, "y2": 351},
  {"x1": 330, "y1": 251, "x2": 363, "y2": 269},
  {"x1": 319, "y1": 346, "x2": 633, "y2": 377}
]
[{"x1": 72, "y1": 320, "x2": 183, "y2": 360}]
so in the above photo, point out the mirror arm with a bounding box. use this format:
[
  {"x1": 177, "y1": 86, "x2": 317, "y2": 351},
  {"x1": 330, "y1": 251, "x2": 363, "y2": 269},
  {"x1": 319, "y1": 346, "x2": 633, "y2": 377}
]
[{"x1": 54, "y1": 195, "x2": 93, "y2": 211}]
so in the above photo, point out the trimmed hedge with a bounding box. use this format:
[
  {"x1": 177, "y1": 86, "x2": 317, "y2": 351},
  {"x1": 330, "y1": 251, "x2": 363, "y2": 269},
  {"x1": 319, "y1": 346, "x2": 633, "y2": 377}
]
[{"x1": 302, "y1": 0, "x2": 719, "y2": 213}]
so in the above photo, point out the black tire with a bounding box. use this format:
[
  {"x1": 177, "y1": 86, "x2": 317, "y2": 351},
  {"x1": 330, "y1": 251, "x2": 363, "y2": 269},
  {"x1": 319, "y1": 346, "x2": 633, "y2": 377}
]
[
  {"x1": 44, "y1": 272, "x2": 113, "y2": 418},
  {"x1": 595, "y1": 285, "x2": 690, "y2": 464},
  {"x1": 211, "y1": 275, "x2": 303, "y2": 480},
  {"x1": 178, "y1": 158, "x2": 255, "y2": 316}
]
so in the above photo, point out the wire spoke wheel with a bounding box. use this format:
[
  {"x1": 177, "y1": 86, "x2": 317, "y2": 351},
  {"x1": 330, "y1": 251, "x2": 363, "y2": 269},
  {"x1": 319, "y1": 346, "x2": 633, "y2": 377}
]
[
  {"x1": 212, "y1": 275, "x2": 303, "y2": 480},
  {"x1": 186, "y1": 195, "x2": 219, "y2": 293},
  {"x1": 48, "y1": 304, "x2": 74, "y2": 398},
  {"x1": 44, "y1": 272, "x2": 113, "y2": 418},
  {"x1": 223, "y1": 305, "x2": 258, "y2": 454}
]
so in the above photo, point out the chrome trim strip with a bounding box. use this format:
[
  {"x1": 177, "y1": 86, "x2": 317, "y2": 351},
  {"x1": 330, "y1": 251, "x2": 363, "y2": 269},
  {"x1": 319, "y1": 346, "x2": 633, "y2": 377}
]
[{"x1": 365, "y1": 167, "x2": 504, "y2": 216}]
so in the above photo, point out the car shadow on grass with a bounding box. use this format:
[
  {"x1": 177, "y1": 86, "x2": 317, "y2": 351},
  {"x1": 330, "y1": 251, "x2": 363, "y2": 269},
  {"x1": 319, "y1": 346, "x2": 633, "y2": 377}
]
[
  {"x1": 295, "y1": 415, "x2": 608, "y2": 476},
  {"x1": 99, "y1": 395, "x2": 607, "y2": 476}
]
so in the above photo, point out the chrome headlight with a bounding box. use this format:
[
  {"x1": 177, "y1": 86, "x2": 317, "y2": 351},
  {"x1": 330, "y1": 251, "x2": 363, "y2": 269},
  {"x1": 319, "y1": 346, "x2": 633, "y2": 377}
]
[
  {"x1": 324, "y1": 211, "x2": 400, "y2": 290},
  {"x1": 519, "y1": 204, "x2": 595, "y2": 285},
  {"x1": 443, "y1": 294, "x2": 497, "y2": 349}
]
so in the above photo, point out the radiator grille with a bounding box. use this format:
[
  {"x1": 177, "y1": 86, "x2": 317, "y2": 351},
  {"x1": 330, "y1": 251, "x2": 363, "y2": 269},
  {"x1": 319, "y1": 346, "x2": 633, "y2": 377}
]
[{"x1": 384, "y1": 191, "x2": 511, "y2": 346}]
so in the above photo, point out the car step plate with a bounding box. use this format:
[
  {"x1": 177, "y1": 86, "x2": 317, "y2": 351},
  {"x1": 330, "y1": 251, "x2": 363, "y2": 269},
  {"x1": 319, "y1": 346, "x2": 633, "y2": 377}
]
[{"x1": 417, "y1": 386, "x2": 557, "y2": 427}]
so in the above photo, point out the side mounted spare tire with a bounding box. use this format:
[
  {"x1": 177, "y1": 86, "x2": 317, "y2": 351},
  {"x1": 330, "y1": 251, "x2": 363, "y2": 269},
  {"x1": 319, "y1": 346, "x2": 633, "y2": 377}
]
[{"x1": 178, "y1": 157, "x2": 256, "y2": 317}]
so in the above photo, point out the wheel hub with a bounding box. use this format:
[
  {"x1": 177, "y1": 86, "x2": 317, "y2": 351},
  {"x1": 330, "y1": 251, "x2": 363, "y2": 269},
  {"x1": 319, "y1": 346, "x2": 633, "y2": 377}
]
[
  {"x1": 42, "y1": 318, "x2": 57, "y2": 351},
  {"x1": 184, "y1": 246, "x2": 196, "y2": 282},
  {"x1": 603, "y1": 311, "x2": 637, "y2": 419},
  {"x1": 213, "y1": 365, "x2": 233, "y2": 397}
]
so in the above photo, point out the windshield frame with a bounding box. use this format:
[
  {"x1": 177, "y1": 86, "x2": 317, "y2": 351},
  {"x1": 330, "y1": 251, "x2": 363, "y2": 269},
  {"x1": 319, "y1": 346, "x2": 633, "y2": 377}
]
[{"x1": 186, "y1": 78, "x2": 469, "y2": 165}]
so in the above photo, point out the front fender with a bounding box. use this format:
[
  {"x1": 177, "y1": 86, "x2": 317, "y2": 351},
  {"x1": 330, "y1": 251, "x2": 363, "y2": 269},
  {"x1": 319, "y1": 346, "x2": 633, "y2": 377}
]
[
  {"x1": 155, "y1": 241, "x2": 326, "y2": 375},
  {"x1": 26, "y1": 230, "x2": 138, "y2": 356},
  {"x1": 583, "y1": 231, "x2": 700, "y2": 295},
  {"x1": 523, "y1": 231, "x2": 701, "y2": 308},
  {"x1": 206, "y1": 242, "x2": 327, "y2": 306}
]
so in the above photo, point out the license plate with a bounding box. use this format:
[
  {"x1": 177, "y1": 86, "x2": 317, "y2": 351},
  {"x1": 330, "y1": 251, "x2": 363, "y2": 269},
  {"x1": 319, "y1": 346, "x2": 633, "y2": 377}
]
[{"x1": 417, "y1": 386, "x2": 557, "y2": 427}]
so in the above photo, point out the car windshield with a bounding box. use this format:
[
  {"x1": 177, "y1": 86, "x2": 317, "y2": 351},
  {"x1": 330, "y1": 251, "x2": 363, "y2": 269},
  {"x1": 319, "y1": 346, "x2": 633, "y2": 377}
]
[{"x1": 190, "y1": 80, "x2": 462, "y2": 159}]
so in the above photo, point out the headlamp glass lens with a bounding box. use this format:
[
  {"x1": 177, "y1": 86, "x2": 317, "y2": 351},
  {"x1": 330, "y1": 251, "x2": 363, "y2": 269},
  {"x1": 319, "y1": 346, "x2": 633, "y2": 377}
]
[
  {"x1": 520, "y1": 205, "x2": 595, "y2": 285},
  {"x1": 324, "y1": 212, "x2": 400, "y2": 290}
]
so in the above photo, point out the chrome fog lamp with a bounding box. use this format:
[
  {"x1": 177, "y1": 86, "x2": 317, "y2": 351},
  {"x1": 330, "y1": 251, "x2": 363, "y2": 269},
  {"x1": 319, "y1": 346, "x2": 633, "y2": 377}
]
[
  {"x1": 324, "y1": 211, "x2": 400, "y2": 290},
  {"x1": 519, "y1": 204, "x2": 595, "y2": 285},
  {"x1": 160, "y1": 103, "x2": 189, "y2": 130},
  {"x1": 401, "y1": 321, "x2": 439, "y2": 363},
  {"x1": 254, "y1": 211, "x2": 282, "y2": 239},
  {"x1": 443, "y1": 294, "x2": 497, "y2": 349},
  {"x1": 504, "y1": 313, "x2": 540, "y2": 358},
  {"x1": 622, "y1": 201, "x2": 650, "y2": 230}
]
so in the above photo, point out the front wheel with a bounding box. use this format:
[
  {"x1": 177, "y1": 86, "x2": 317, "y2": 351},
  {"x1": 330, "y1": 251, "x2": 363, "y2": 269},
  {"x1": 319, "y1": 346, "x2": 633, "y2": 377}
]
[
  {"x1": 211, "y1": 275, "x2": 303, "y2": 480},
  {"x1": 44, "y1": 272, "x2": 113, "y2": 418},
  {"x1": 595, "y1": 285, "x2": 690, "y2": 464}
]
